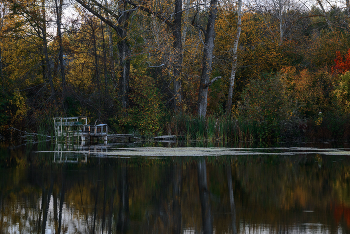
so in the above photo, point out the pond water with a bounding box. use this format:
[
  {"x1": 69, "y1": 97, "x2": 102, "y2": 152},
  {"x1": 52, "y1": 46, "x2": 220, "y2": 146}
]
[{"x1": 1, "y1": 142, "x2": 350, "y2": 233}]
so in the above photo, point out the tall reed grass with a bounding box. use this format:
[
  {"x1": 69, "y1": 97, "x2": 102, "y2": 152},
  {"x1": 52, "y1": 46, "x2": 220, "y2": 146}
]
[
  {"x1": 164, "y1": 114, "x2": 256, "y2": 145},
  {"x1": 163, "y1": 113, "x2": 350, "y2": 145}
]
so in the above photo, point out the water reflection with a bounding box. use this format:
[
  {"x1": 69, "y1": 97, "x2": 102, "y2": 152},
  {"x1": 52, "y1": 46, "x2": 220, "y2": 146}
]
[
  {"x1": 117, "y1": 160, "x2": 129, "y2": 232},
  {"x1": 197, "y1": 158, "x2": 213, "y2": 234},
  {"x1": 1, "y1": 144, "x2": 350, "y2": 233},
  {"x1": 226, "y1": 163, "x2": 237, "y2": 234}
]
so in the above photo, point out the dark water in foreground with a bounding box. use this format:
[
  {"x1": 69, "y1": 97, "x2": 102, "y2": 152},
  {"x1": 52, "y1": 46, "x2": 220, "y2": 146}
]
[{"x1": 1, "y1": 143, "x2": 350, "y2": 233}]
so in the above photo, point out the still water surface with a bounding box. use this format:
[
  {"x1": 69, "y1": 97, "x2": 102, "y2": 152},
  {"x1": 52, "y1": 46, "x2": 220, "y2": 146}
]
[{"x1": 1, "y1": 143, "x2": 350, "y2": 233}]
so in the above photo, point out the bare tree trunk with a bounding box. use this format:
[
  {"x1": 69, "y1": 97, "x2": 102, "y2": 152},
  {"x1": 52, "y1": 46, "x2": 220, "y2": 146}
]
[
  {"x1": 107, "y1": 28, "x2": 116, "y2": 85},
  {"x1": 182, "y1": 0, "x2": 191, "y2": 46},
  {"x1": 117, "y1": 39, "x2": 131, "y2": 110},
  {"x1": 103, "y1": 0, "x2": 116, "y2": 87},
  {"x1": 226, "y1": 0, "x2": 242, "y2": 114},
  {"x1": 75, "y1": 0, "x2": 131, "y2": 111},
  {"x1": 197, "y1": 0, "x2": 219, "y2": 118},
  {"x1": 197, "y1": 159, "x2": 213, "y2": 234},
  {"x1": 55, "y1": 0, "x2": 66, "y2": 108},
  {"x1": 173, "y1": 0, "x2": 183, "y2": 112},
  {"x1": 116, "y1": 4, "x2": 131, "y2": 110},
  {"x1": 279, "y1": 0, "x2": 283, "y2": 45},
  {"x1": 41, "y1": 0, "x2": 55, "y2": 101},
  {"x1": 101, "y1": 21, "x2": 109, "y2": 96},
  {"x1": 316, "y1": 0, "x2": 334, "y2": 31},
  {"x1": 347, "y1": 0, "x2": 350, "y2": 16},
  {"x1": 90, "y1": 20, "x2": 102, "y2": 114}
]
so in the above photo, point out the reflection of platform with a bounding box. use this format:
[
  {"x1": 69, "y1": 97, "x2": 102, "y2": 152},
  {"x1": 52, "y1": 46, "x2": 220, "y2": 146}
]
[
  {"x1": 86, "y1": 144, "x2": 108, "y2": 157},
  {"x1": 53, "y1": 144, "x2": 108, "y2": 163}
]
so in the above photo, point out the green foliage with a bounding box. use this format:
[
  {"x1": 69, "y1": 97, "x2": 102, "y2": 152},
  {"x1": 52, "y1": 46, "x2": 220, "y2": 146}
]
[
  {"x1": 0, "y1": 92, "x2": 12, "y2": 130},
  {"x1": 65, "y1": 96, "x2": 82, "y2": 117},
  {"x1": 334, "y1": 71, "x2": 350, "y2": 113},
  {"x1": 114, "y1": 65, "x2": 164, "y2": 136},
  {"x1": 238, "y1": 74, "x2": 291, "y2": 143},
  {"x1": 0, "y1": 89, "x2": 29, "y2": 134}
]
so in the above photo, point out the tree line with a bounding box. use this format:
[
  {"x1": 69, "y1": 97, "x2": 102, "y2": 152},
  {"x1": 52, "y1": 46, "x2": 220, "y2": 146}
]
[{"x1": 1, "y1": 0, "x2": 350, "y2": 142}]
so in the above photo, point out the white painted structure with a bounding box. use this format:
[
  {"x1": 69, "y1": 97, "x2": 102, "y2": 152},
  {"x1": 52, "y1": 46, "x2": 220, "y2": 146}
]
[{"x1": 53, "y1": 117, "x2": 108, "y2": 145}]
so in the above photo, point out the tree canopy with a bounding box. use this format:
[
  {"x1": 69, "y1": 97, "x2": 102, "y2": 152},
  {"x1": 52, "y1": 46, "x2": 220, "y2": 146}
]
[{"x1": 1, "y1": 0, "x2": 350, "y2": 140}]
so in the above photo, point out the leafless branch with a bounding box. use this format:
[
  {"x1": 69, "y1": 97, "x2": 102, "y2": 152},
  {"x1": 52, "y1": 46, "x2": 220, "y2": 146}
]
[{"x1": 204, "y1": 76, "x2": 222, "y2": 88}]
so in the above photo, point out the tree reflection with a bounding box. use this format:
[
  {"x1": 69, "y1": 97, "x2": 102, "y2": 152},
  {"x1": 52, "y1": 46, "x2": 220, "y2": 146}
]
[
  {"x1": 226, "y1": 163, "x2": 237, "y2": 234},
  {"x1": 92, "y1": 163, "x2": 101, "y2": 234},
  {"x1": 57, "y1": 165, "x2": 66, "y2": 234},
  {"x1": 197, "y1": 158, "x2": 213, "y2": 234},
  {"x1": 41, "y1": 175, "x2": 53, "y2": 234},
  {"x1": 117, "y1": 159, "x2": 129, "y2": 232},
  {"x1": 108, "y1": 188, "x2": 116, "y2": 234},
  {"x1": 172, "y1": 162, "x2": 182, "y2": 234},
  {"x1": 3, "y1": 152, "x2": 350, "y2": 233}
]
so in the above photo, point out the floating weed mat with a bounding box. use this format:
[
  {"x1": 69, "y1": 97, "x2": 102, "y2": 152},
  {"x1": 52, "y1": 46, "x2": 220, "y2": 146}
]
[{"x1": 53, "y1": 147, "x2": 350, "y2": 157}]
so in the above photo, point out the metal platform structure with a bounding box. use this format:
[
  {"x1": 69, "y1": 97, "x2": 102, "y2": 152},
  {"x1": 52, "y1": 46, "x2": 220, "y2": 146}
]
[{"x1": 53, "y1": 116, "x2": 108, "y2": 145}]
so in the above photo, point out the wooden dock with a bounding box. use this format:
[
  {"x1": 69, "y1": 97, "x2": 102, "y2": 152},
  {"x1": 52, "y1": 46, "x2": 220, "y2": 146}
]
[{"x1": 108, "y1": 134, "x2": 134, "y2": 143}]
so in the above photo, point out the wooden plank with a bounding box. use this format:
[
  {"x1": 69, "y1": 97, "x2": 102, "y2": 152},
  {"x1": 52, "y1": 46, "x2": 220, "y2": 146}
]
[{"x1": 154, "y1": 135, "x2": 177, "y2": 140}]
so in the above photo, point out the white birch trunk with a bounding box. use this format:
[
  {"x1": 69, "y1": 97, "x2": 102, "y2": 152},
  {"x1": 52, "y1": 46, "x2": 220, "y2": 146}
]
[
  {"x1": 279, "y1": 0, "x2": 283, "y2": 45},
  {"x1": 197, "y1": 0, "x2": 219, "y2": 118},
  {"x1": 226, "y1": 0, "x2": 242, "y2": 114}
]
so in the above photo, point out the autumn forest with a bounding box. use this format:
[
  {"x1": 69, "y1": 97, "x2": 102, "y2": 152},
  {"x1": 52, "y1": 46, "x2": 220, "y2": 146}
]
[{"x1": 1, "y1": 0, "x2": 350, "y2": 143}]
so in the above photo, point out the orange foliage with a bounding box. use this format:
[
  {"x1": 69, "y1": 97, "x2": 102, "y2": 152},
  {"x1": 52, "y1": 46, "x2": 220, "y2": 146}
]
[
  {"x1": 332, "y1": 49, "x2": 350, "y2": 74},
  {"x1": 279, "y1": 67, "x2": 333, "y2": 117},
  {"x1": 332, "y1": 203, "x2": 350, "y2": 228}
]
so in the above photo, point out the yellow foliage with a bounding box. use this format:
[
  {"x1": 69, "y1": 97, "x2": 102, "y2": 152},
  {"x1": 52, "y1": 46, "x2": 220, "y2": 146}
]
[
  {"x1": 1, "y1": 13, "x2": 44, "y2": 90},
  {"x1": 333, "y1": 71, "x2": 350, "y2": 113},
  {"x1": 118, "y1": 65, "x2": 164, "y2": 135},
  {"x1": 9, "y1": 89, "x2": 28, "y2": 123},
  {"x1": 279, "y1": 66, "x2": 334, "y2": 117}
]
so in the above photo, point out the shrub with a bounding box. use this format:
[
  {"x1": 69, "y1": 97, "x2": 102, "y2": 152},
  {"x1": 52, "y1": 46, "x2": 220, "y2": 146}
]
[
  {"x1": 333, "y1": 71, "x2": 350, "y2": 113},
  {"x1": 114, "y1": 66, "x2": 164, "y2": 136},
  {"x1": 238, "y1": 74, "x2": 292, "y2": 143}
]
